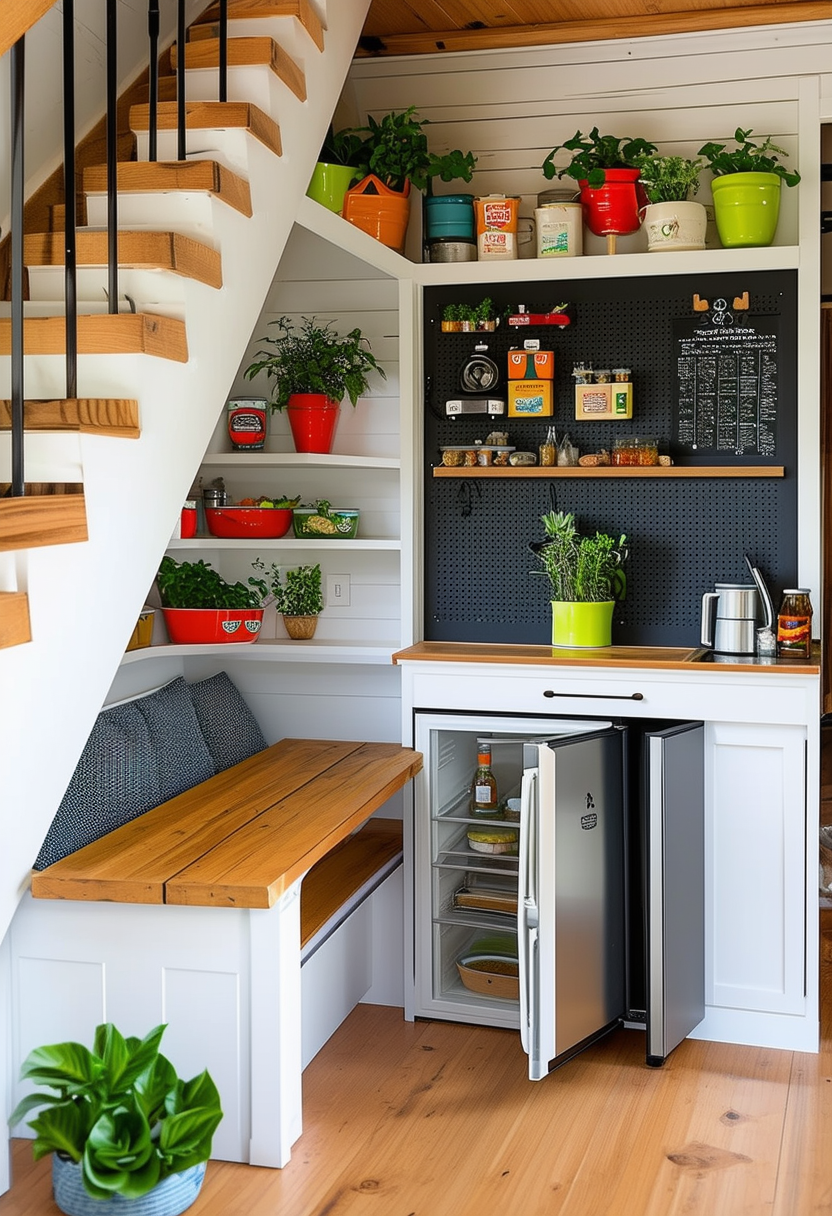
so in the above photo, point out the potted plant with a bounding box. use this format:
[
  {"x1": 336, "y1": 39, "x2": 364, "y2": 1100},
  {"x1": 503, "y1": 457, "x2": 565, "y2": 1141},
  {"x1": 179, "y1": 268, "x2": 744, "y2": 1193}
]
[
  {"x1": 306, "y1": 126, "x2": 365, "y2": 215},
  {"x1": 697, "y1": 127, "x2": 800, "y2": 247},
  {"x1": 531, "y1": 509, "x2": 628, "y2": 647},
  {"x1": 269, "y1": 562, "x2": 324, "y2": 639},
  {"x1": 156, "y1": 555, "x2": 266, "y2": 645},
  {"x1": 243, "y1": 315, "x2": 386, "y2": 454},
  {"x1": 342, "y1": 106, "x2": 477, "y2": 254},
  {"x1": 634, "y1": 153, "x2": 706, "y2": 252},
  {"x1": 541, "y1": 127, "x2": 657, "y2": 250},
  {"x1": 441, "y1": 303, "x2": 465, "y2": 333},
  {"x1": 9, "y1": 1021, "x2": 222, "y2": 1216}
]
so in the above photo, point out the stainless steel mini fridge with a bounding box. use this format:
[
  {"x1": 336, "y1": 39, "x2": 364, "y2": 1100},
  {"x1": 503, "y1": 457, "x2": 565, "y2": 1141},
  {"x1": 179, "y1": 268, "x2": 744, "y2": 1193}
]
[{"x1": 410, "y1": 712, "x2": 704, "y2": 1081}]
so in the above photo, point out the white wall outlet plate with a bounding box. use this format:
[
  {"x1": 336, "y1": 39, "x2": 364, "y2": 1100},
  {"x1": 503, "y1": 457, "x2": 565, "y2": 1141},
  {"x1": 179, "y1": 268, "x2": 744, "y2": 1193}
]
[{"x1": 326, "y1": 574, "x2": 350, "y2": 606}]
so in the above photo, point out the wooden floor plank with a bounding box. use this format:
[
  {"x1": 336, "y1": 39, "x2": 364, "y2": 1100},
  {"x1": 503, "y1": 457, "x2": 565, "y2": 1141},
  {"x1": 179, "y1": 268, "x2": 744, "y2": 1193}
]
[
  {"x1": 0, "y1": 398, "x2": 139, "y2": 438},
  {"x1": 128, "y1": 101, "x2": 282, "y2": 160},
  {"x1": 0, "y1": 314, "x2": 188, "y2": 362}
]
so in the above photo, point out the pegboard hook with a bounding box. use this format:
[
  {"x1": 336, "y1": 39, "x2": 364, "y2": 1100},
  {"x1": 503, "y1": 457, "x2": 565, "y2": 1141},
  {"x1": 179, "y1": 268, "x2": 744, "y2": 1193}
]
[
  {"x1": 733, "y1": 291, "x2": 750, "y2": 311},
  {"x1": 692, "y1": 294, "x2": 709, "y2": 312}
]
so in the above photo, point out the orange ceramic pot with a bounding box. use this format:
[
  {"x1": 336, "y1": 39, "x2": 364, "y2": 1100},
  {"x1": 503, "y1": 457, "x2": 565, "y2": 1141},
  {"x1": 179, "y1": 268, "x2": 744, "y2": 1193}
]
[{"x1": 342, "y1": 175, "x2": 411, "y2": 253}]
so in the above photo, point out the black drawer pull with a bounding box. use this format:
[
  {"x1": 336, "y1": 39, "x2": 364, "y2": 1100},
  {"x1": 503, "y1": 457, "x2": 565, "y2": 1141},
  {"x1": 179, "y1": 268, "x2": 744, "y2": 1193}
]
[{"x1": 542, "y1": 690, "x2": 644, "y2": 701}]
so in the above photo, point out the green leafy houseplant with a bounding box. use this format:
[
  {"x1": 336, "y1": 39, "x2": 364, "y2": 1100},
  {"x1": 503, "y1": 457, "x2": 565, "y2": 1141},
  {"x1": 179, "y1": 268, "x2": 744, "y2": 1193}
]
[
  {"x1": 533, "y1": 511, "x2": 628, "y2": 603},
  {"x1": 348, "y1": 106, "x2": 477, "y2": 193},
  {"x1": 243, "y1": 315, "x2": 386, "y2": 413},
  {"x1": 542, "y1": 127, "x2": 658, "y2": 188},
  {"x1": 634, "y1": 154, "x2": 703, "y2": 203},
  {"x1": 157, "y1": 555, "x2": 264, "y2": 609},
  {"x1": 697, "y1": 127, "x2": 801, "y2": 186},
  {"x1": 267, "y1": 562, "x2": 324, "y2": 617},
  {"x1": 9, "y1": 1022, "x2": 222, "y2": 1201},
  {"x1": 317, "y1": 125, "x2": 365, "y2": 171}
]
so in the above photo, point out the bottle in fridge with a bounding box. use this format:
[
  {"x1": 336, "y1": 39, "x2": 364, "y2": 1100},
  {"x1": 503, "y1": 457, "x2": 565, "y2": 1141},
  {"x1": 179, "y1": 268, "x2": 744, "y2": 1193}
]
[{"x1": 410, "y1": 712, "x2": 705, "y2": 1081}]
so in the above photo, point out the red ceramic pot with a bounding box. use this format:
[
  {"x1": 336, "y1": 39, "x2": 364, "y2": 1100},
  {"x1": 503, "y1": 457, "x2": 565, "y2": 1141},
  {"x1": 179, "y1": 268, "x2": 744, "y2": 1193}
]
[
  {"x1": 162, "y1": 608, "x2": 264, "y2": 644},
  {"x1": 285, "y1": 393, "x2": 341, "y2": 453},
  {"x1": 578, "y1": 169, "x2": 648, "y2": 237}
]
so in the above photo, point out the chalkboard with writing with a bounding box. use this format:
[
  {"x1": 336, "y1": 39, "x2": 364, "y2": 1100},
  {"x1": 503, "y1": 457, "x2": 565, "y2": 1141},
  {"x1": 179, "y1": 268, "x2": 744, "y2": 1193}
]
[{"x1": 674, "y1": 310, "x2": 780, "y2": 460}]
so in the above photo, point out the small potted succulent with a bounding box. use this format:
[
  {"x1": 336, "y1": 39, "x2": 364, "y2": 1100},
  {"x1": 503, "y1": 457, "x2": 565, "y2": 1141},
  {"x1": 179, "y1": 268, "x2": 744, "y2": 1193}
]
[
  {"x1": 243, "y1": 315, "x2": 386, "y2": 454},
  {"x1": 697, "y1": 127, "x2": 800, "y2": 248},
  {"x1": 156, "y1": 555, "x2": 265, "y2": 645},
  {"x1": 341, "y1": 106, "x2": 477, "y2": 254},
  {"x1": 268, "y1": 562, "x2": 325, "y2": 640},
  {"x1": 541, "y1": 127, "x2": 657, "y2": 249},
  {"x1": 531, "y1": 509, "x2": 628, "y2": 648},
  {"x1": 634, "y1": 153, "x2": 706, "y2": 252},
  {"x1": 9, "y1": 1021, "x2": 222, "y2": 1216}
]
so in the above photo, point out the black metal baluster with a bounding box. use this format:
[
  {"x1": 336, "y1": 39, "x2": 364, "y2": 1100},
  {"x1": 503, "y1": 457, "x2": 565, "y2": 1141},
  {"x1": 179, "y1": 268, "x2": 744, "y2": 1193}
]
[
  {"x1": 63, "y1": 0, "x2": 77, "y2": 399},
  {"x1": 177, "y1": 0, "x2": 187, "y2": 161},
  {"x1": 106, "y1": 0, "x2": 119, "y2": 313},
  {"x1": 10, "y1": 37, "x2": 25, "y2": 497},
  {"x1": 219, "y1": 0, "x2": 228, "y2": 103},
  {"x1": 148, "y1": 0, "x2": 159, "y2": 161}
]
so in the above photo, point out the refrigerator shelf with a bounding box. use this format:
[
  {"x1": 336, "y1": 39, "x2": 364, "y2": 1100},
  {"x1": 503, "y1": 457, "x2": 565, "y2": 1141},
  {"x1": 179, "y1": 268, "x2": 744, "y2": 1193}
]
[
  {"x1": 435, "y1": 910, "x2": 517, "y2": 932},
  {"x1": 434, "y1": 848, "x2": 519, "y2": 875}
]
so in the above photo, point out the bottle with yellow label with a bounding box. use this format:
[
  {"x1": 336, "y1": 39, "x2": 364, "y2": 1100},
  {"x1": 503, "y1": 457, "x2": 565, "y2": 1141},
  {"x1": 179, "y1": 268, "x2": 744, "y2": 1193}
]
[
  {"x1": 776, "y1": 589, "x2": 813, "y2": 659},
  {"x1": 470, "y1": 740, "x2": 499, "y2": 817}
]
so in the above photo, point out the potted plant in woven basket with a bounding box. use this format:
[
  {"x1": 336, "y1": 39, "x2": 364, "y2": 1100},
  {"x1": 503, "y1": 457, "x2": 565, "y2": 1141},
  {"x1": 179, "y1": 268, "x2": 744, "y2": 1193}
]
[
  {"x1": 530, "y1": 510, "x2": 628, "y2": 648},
  {"x1": 269, "y1": 562, "x2": 325, "y2": 639},
  {"x1": 697, "y1": 127, "x2": 800, "y2": 248},
  {"x1": 243, "y1": 315, "x2": 386, "y2": 454},
  {"x1": 9, "y1": 1021, "x2": 222, "y2": 1216}
]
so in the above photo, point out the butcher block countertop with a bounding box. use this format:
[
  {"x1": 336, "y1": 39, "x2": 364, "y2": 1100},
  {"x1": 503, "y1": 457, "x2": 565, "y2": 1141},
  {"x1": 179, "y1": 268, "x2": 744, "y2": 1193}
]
[
  {"x1": 392, "y1": 641, "x2": 821, "y2": 674},
  {"x1": 31, "y1": 739, "x2": 422, "y2": 909}
]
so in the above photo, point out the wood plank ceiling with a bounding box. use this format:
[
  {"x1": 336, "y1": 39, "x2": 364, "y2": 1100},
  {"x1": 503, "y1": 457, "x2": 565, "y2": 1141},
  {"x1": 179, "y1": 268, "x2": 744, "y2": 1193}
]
[{"x1": 358, "y1": 0, "x2": 829, "y2": 56}]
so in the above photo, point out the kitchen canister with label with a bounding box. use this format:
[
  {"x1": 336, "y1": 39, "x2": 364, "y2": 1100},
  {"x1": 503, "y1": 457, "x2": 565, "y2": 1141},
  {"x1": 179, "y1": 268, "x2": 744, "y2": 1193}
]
[
  {"x1": 474, "y1": 194, "x2": 521, "y2": 260},
  {"x1": 227, "y1": 397, "x2": 267, "y2": 450},
  {"x1": 535, "y1": 202, "x2": 583, "y2": 257}
]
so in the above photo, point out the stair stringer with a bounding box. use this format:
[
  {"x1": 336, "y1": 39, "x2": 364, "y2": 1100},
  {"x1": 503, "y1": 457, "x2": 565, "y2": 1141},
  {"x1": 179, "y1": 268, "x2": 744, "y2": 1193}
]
[{"x1": 0, "y1": 0, "x2": 372, "y2": 948}]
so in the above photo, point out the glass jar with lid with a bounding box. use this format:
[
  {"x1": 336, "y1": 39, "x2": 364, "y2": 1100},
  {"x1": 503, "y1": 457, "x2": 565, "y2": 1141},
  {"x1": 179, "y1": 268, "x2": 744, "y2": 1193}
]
[
  {"x1": 776, "y1": 589, "x2": 813, "y2": 659},
  {"x1": 611, "y1": 437, "x2": 659, "y2": 467}
]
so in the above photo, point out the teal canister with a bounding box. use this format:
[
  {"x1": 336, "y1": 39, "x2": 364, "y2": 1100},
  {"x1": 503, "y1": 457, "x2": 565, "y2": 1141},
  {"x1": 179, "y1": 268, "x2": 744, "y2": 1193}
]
[{"x1": 424, "y1": 193, "x2": 476, "y2": 242}]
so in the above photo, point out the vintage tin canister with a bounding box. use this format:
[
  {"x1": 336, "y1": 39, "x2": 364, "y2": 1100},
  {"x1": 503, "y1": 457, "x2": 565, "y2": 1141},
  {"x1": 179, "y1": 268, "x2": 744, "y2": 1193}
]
[
  {"x1": 227, "y1": 397, "x2": 267, "y2": 450},
  {"x1": 474, "y1": 194, "x2": 521, "y2": 260}
]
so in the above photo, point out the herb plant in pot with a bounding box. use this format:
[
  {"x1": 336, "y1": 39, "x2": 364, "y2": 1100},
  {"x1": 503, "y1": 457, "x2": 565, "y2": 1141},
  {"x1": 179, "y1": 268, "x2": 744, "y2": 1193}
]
[
  {"x1": 306, "y1": 126, "x2": 365, "y2": 215},
  {"x1": 9, "y1": 1021, "x2": 222, "y2": 1216},
  {"x1": 531, "y1": 510, "x2": 628, "y2": 648},
  {"x1": 342, "y1": 106, "x2": 477, "y2": 254},
  {"x1": 542, "y1": 127, "x2": 657, "y2": 253},
  {"x1": 268, "y1": 562, "x2": 324, "y2": 639},
  {"x1": 244, "y1": 315, "x2": 386, "y2": 454},
  {"x1": 156, "y1": 555, "x2": 265, "y2": 645},
  {"x1": 634, "y1": 154, "x2": 706, "y2": 252},
  {"x1": 697, "y1": 127, "x2": 800, "y2": 248}
]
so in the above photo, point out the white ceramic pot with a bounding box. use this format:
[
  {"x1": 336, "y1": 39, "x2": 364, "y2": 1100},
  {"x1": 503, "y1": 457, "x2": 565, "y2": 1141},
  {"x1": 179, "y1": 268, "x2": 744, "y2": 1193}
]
[{"x1": 642, "y1": 200, "x2": 707, "y2": 252}]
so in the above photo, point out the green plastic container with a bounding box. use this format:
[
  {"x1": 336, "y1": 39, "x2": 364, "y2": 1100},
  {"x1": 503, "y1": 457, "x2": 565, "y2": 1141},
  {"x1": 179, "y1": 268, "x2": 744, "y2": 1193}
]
[
  {"x1": 306, "y1": 162, "x2": 358, "y2": 214},
  {"x1": 293, "y1": 507, "x2": 360, "y2": 539},
  {"x1": 551, "y1": 600, "x2": 615, "y2": 648},
  {"x1": 710, "y1": 171, "x2": 782, "y2": 248}
]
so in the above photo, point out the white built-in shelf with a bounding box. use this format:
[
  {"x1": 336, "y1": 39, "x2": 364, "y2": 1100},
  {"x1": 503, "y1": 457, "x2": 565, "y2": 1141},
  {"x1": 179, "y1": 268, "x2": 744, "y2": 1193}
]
[
  {"x1": 122, "y1": 639, "x2": 401, "y2": 665},
  {"x1": 199, "y1": 452, "x2": 400, "y2": 469},
  {"x1": 167, "y1": 537, "x2": 401, "y2": 551}
]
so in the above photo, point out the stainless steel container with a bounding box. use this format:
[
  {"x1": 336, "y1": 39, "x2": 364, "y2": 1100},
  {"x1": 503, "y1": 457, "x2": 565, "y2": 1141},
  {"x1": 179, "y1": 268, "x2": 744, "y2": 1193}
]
[
  {"x1": 426, "y1": 239, "x2": 477, "y2": 263},
  {"x1": 700, "y1": 583, "x2": 761, "y2": 654}
]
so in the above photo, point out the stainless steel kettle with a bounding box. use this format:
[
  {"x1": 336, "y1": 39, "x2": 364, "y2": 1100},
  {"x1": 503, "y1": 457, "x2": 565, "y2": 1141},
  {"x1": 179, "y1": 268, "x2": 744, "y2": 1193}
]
[{"x1": 700, "y1": 558, "x2": 775, "y2": 656}]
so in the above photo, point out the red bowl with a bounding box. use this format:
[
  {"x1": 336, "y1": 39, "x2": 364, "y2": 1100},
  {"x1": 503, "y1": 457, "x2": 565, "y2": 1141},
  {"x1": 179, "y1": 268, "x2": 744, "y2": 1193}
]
[
  {"x1": 205, "y1": 506, "x2": 293, "y2": 539},
  {"x1": 162, "y1": 608, "x2": 264, "y2": 644}
]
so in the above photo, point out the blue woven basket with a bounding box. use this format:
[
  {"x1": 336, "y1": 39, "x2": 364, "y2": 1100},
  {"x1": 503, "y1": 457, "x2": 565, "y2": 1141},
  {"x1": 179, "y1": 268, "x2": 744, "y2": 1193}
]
[{"x1": 52, "y1": 1157, "x2": 207, "y2": 1216}]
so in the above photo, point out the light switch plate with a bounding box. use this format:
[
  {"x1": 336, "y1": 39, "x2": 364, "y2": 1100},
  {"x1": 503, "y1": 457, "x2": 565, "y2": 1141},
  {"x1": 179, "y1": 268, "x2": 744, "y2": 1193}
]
[{"x1": 326, "y1": 574, "x2": 350, "y2": 606}]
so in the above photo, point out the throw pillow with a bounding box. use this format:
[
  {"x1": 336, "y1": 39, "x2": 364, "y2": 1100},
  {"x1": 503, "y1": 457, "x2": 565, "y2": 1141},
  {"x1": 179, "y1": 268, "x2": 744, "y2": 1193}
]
[{"x1": 188, "y1": 671, "x2": 267, "y2": 771}]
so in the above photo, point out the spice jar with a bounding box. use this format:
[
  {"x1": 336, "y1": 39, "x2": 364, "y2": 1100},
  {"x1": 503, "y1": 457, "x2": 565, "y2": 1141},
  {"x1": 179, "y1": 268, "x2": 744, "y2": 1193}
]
[
  {"x1": 538, "y1": 426, "x2": 556, "y2": 466},
  {"x1": 611, "y1": 437, "x2": 659, "y2": 467},
  {"x1": 777, "y1": 589, "x2": 813, "y2": 659},
  {"x1": 612, "y1": 368, "x2": 631, "y2": 382}
]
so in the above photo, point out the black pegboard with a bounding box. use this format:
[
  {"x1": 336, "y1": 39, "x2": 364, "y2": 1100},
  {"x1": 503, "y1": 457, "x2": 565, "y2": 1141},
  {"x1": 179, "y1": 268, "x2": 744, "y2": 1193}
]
[{"x1": 423, "y1": 270, "x2": 798, "y2": 647}]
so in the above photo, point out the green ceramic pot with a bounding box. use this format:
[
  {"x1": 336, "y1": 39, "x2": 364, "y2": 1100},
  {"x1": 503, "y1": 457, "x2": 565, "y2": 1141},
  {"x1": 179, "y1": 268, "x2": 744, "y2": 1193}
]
[
  {"x1": 306, "y1": 162, "x2": 358, "y2": 214},
  {"x1": 710, "y1": 171, "x2": 782, "y2": 248},
  {"x1": 551, "y1": 600, "x2": 615, "y2": 648}
]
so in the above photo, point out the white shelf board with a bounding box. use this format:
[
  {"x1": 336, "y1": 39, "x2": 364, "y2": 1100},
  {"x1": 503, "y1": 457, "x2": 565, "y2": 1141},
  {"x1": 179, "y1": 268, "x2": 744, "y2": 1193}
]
[
  {"x1": 167, "y1": 537, "x2": 401, "y2": 551},
  {"x1": 199, "y1": 452, "x2": 400, "y2": 469},
  {"x1": 121, "y1": 640, "x2": 401, "y2": 665}
]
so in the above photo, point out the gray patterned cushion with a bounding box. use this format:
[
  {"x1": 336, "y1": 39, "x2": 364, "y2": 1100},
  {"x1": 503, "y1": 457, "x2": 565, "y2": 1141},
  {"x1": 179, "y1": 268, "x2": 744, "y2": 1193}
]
[
  {"x1": 135, "y1": 676, "x2": 215, "y2": 799},
  {"x1": 187, "y1": 671, "x2": 267, "y2": 771}
]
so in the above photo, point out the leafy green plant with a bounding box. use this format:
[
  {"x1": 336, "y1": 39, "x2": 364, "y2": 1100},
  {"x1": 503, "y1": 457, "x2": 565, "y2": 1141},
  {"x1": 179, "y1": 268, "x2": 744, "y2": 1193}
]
[
  {"x1": 243, "y1": 316, "x2": 386, "y2": 413},
  {"x1": 542, "y1": 128, "x2": 658, "y2": 188},
  {"x1": 473, "y1": 296, "x2": 496, "y2": 325},
  {"x1": 157, "y1": 555, "x2": 264, "y2": 609},
  {"x1": 9, "y1": 1022, "x2": 222, "y2": 1201},
  {"x1": 634, "y1": 154, "x2": 703, "y2": 204},
  {"x1": 532, "y1": 511, "x2": 628, "y2": 603},
  {"x1": 268, "y1": 563, "x2": 324, "y2": 617},
  {"x1": 442, "y1": 303, "x2": 464, "y2": 323},
  {"x1": 697, "y1": 128, "x2": 801, "y2": 186},
  {"x1": 318, "y1": 125, "x2": 365, "y2": 169},
  {"x1": 348, "y1": 106, "x2": 476, "y2": 193}
]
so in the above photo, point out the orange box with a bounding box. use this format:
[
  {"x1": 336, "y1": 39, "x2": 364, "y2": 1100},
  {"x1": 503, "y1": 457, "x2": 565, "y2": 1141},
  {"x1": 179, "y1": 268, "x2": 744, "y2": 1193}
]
[
  {"x1": 508, "y1": 380, "x2": 553, "y2": 417},
  {"x1": 508, "y1": 350, "x2": 555, "y2": 379}
]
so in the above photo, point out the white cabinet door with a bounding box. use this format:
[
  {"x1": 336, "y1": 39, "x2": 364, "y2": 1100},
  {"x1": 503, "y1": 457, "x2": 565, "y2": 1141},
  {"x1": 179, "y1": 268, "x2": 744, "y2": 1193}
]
[{"x1": 705, "y1": 721, "x2": 806, "y2": 1019}]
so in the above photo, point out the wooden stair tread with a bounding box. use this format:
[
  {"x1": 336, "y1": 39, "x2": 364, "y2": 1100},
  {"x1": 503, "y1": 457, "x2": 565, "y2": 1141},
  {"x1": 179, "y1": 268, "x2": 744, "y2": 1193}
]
[
  {"x1": 301, "y1": 818, "x2": 403, "y2": 948},
  {"x1": 195, "y1": 0, "x2": 325, "y2": 51},
  {"x1": 23, "y1": 231, "x2": 223, "y2": 290},
  {"x1": 0, "y1": 486, "x2": 87, "y2": 552},
  {"x1": 0, "y1": 314, "x2": 188, "y2": 362},
  {"x1": 82, "y1": 160, "x2": 252, "y2": 218},
  {"x1": 0, "y1": 592, "x2": 31, "y2": 649},
  {"x1": 129, "y1": 100, "x2": 282, "y2": 160},
  {"x1": 170, "y1": 36, "x2": 306, "y2": 102},
  {"x1": 0, "y1": 398, "x2": 140, "y2": 439}
]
